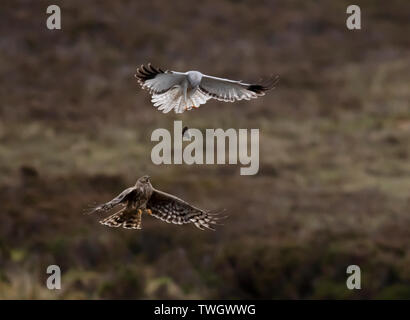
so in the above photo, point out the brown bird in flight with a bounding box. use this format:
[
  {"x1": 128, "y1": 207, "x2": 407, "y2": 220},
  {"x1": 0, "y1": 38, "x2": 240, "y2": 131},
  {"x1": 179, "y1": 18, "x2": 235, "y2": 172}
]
[{"x1": 89, "y1": 175, "x2": 225, "y2": 230}]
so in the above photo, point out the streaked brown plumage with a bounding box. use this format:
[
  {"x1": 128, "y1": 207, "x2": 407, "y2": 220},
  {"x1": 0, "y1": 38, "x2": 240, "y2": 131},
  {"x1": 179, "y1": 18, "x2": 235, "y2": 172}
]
[{"x1": 89, "y1": 175, "x2": 225, "y2": 230}]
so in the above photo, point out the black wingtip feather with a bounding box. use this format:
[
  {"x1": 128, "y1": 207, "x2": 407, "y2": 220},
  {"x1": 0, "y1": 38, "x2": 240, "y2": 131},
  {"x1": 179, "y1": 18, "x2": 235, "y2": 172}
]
[
  {"x1": 135, "y1": 63, "x2": 165, "y2": 83},
  {"x1": 247, "y1": 75, "x2": 279, "y2": 95}
]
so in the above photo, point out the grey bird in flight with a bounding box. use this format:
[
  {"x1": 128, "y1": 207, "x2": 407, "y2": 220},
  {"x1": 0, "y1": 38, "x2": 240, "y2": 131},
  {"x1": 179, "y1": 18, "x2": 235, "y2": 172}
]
[
  {"x1": 135, "y1": 63, "x2": 278, "y2": 113},
  {"x1": 89, "y1": 175, "x2": 225, "y2": 230}
]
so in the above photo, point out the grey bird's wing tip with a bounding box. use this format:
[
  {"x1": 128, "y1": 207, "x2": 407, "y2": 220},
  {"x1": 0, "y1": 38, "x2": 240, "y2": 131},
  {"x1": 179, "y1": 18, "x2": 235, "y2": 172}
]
[
  {"x1": 247, "y1": 75, "x2": 279, "y2": 94},
  {"x1": 135, "y1": 63, "x2": 166, "y2": 82}
]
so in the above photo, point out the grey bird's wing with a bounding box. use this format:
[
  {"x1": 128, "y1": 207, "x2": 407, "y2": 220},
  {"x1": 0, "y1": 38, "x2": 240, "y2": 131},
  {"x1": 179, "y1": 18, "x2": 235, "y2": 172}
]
[
  {"x1": 135, "y1": 63, "x2": 186, "y2": 94},
  {"x1": 147, "y1": 189, "x2": 225, "y2": 230},
  {"x1": 199, "y1": 74, "x2": 278, "y2": 102}
]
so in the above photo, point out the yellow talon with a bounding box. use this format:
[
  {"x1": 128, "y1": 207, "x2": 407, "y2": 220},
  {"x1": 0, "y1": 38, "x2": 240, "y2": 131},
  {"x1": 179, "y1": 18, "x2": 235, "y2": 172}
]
[{"x1": 146, "y1": 209, "x2": 152, "y2": 215}]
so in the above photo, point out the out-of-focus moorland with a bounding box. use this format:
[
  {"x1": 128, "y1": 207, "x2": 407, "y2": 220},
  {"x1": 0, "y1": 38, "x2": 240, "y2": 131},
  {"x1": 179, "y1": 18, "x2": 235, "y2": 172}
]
[{"x1": 0, "y1": 0, "x2": 410, "y2": 299}]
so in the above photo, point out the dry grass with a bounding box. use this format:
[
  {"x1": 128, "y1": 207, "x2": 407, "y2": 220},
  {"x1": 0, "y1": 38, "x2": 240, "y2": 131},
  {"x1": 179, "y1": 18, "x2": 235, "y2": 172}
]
[{"x1": 0, "y1": 0, "x2": 409, "y2": 299}]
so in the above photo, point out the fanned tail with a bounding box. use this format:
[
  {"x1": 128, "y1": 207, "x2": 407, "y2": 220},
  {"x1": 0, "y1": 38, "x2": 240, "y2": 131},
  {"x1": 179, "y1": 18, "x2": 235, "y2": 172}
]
[
  {"x1": 152, "y1": 87, "x2": 184, "y2": 113},
  {"x1": 123, "y1": 211, "x2": 142, "y2": 229}
]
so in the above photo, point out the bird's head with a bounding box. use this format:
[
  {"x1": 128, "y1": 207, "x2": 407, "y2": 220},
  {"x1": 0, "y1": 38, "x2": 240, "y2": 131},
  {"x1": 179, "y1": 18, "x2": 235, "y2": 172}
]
[{"x1": 136, "y1": 175, "x2": 151, "y2": 186}]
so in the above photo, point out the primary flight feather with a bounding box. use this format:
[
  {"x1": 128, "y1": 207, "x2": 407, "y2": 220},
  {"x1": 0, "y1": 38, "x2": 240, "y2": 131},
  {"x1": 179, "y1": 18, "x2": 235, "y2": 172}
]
[{"x1": 135, "y1": 63, "x2": 278, "y2": 113}]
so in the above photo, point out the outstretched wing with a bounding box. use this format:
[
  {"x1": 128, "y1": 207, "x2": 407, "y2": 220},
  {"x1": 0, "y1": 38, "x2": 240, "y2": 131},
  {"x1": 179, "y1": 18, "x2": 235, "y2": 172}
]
[
  {"x1": 199, "y1": 74, "x2": 278, "y2": 102},
  {"x1": 88, "y1": 187, "x2": 136, "y2": 214},
  {"x1": 135, "y1": 63, "x2": 186, "y2": 94},
  {"x1": 147, "y1": 189, "x2": 225, "y2": 230}
]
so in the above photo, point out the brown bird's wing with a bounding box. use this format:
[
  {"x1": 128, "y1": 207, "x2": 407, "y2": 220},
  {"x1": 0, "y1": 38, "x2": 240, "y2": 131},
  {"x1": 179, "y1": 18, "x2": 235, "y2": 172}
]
[
  {"x1": 88, "y1": 187, "x2": 137, "y2": 214},
  {"x1": 146, "y1": 189, "x2": 225, "y2": 230}
]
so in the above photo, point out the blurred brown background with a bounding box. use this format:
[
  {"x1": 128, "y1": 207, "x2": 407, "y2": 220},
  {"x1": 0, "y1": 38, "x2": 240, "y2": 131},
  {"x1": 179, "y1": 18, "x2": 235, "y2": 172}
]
[{"x1": 0, "y1": 0, "x2": 409, "y2": 299}]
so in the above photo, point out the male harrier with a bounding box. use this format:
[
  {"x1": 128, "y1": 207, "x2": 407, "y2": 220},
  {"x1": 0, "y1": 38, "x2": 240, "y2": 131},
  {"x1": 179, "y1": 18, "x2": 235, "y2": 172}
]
[
  {"x1": 89, "y1": 175, "x2": 224, "y2": 230},
  {"x1": 135, "y1": 63, "x2": 278, "y2": 113}
]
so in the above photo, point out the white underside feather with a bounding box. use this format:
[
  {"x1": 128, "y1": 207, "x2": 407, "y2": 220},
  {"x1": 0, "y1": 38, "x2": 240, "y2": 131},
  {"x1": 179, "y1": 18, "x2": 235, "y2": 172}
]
[{"x1": 151, "y1": 87, "x2": 210, "y2": 114}]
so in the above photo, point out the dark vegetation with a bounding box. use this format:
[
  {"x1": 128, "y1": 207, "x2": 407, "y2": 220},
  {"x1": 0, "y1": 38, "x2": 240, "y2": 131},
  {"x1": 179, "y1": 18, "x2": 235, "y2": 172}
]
[{"x1": 0, "y1": 0, "x2": 409, "y2": 298}]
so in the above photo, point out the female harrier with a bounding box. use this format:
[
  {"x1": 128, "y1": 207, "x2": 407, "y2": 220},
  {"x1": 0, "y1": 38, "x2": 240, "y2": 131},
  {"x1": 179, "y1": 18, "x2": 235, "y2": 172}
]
[
  {"x1": 89, "y1": 175, "x2": 225, "y2": 230},
  {"x1": 135, "y1": 63, "x2": 278, "y2": 113}
]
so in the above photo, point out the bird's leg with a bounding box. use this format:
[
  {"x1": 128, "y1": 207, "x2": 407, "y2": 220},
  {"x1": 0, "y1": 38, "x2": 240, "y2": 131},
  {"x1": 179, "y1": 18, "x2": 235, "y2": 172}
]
[
  {"x1": 145, "y1": 208, "x2": 152, "y2": 215},
  {"x1": 136, "y1": 209, "x2": 143, "y2": 229}
]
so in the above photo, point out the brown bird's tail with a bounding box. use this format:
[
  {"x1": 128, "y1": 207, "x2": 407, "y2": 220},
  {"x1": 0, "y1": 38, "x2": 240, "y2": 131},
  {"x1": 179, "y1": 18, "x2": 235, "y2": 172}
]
[
  {"x1": 99, "y1": 208, "x2": 143, "y2": 229},
  {"x1": 123, "y1": 209, "x2": 142, "y2": 230},
  {"x1": 99, "y1": 208, "x2": 127, "y2": 228}
]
